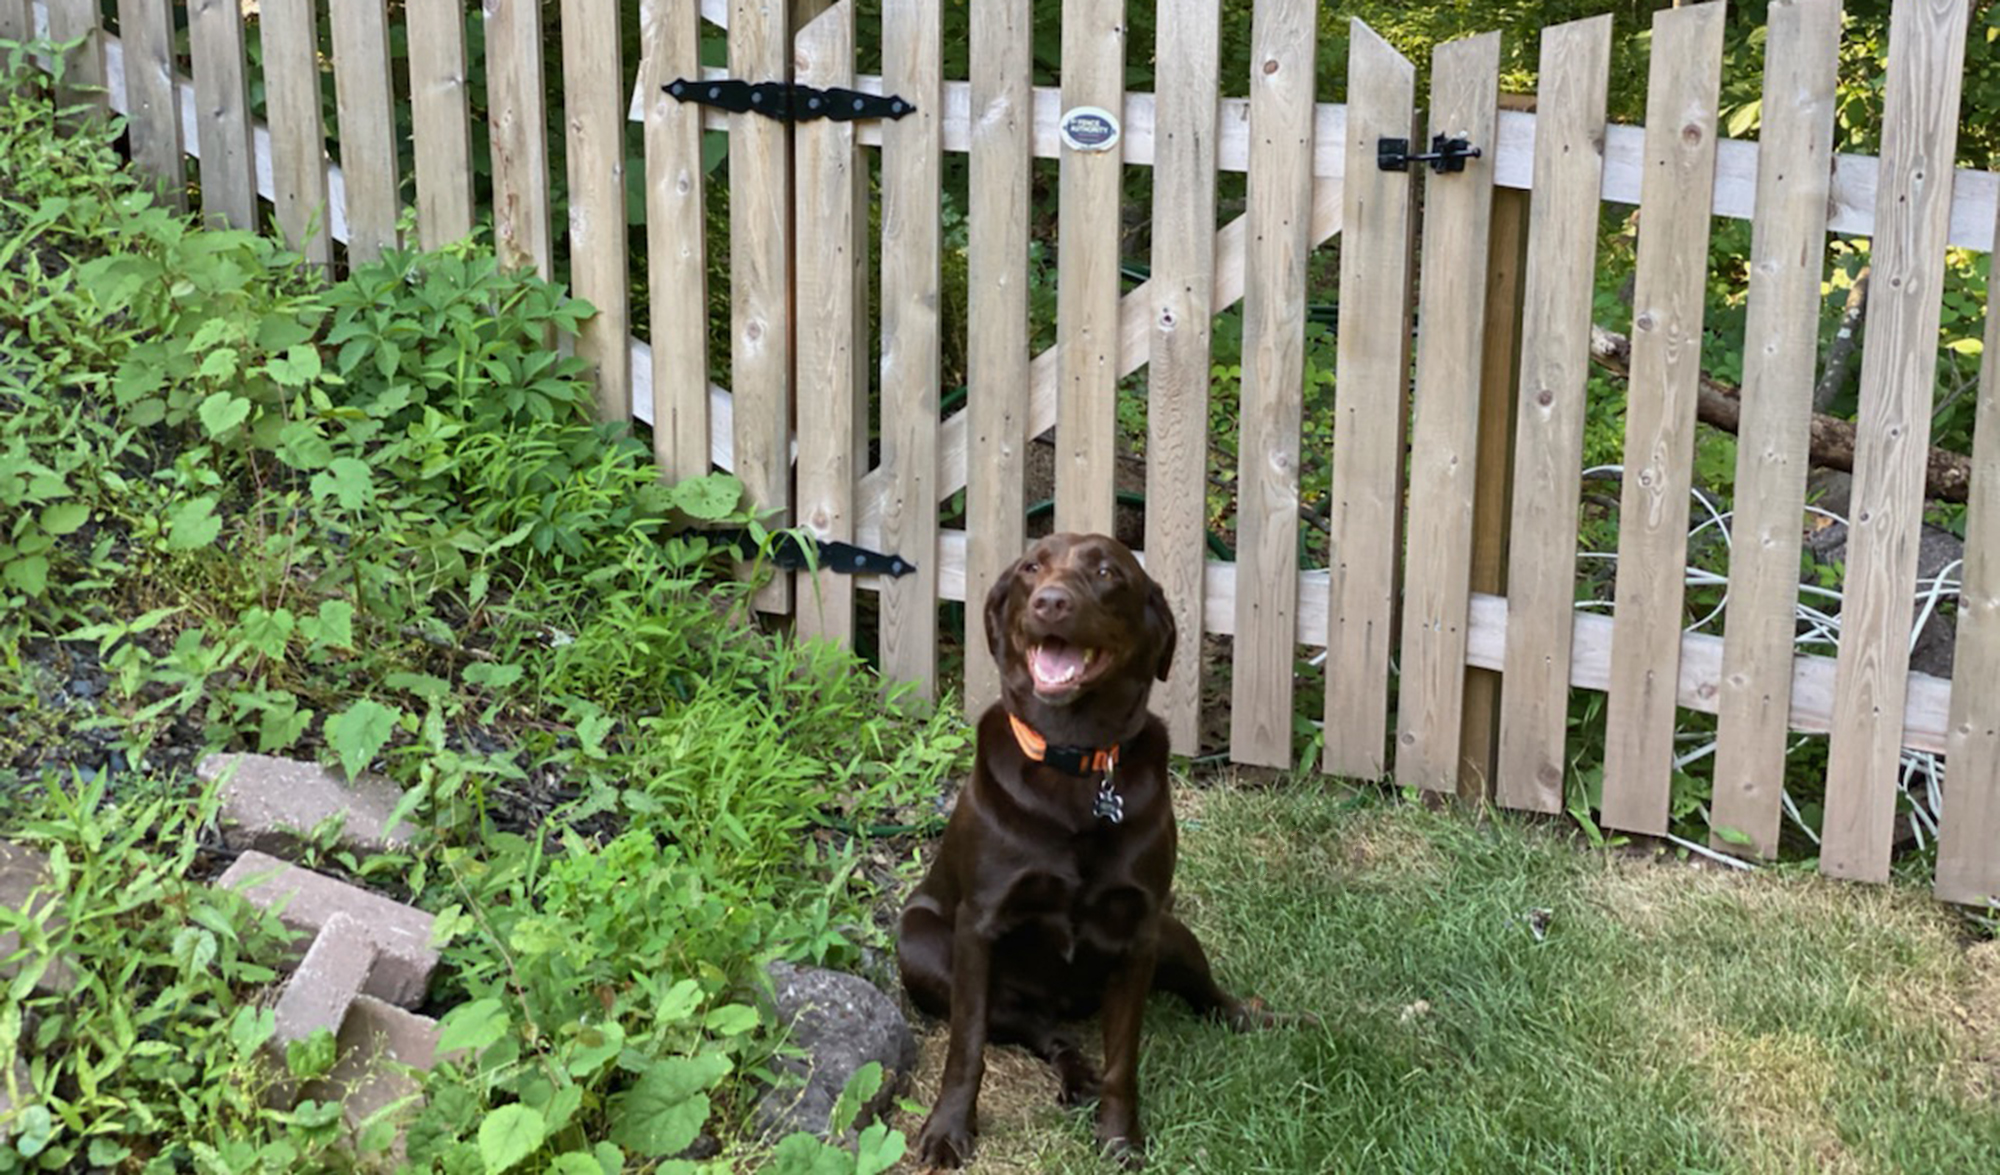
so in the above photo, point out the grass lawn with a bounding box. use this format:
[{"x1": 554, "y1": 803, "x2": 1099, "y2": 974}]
[{"x1": 890, "y1": 780, "x2": 2000, "y2": 1174}]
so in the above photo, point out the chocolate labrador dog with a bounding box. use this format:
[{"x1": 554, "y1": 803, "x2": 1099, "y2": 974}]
[{"x1": 898, "y1": 533, "x2": 1269, "y2": 1169}]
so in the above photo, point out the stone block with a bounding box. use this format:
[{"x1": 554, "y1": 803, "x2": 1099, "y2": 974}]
[
  {"x1": 218, "y1": 852, "x2": 435, "y2": 1008},
  {"x1": 198, "y1": 753, "x2": 416, "y2": 859},
  {"x1": 305, "y1": 995, "x2": 442, "y2": 1168},
  {"x1": 0, "y1": 842, "x2": 73, "y2": 994}
]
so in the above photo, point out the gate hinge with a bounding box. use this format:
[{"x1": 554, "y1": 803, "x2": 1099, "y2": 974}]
[
  {"x1": 1378, "y1": 134, "x2": 1483, "y2": 174},
  {"x1": 665, "y1": 78, "x2": 916, "y2": 123}
]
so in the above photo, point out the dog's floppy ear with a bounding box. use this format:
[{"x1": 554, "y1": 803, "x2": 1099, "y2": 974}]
[
  {"x1": 1145, "y1": 575, "x2": 1178, "y2": 682},
  {"x1": 984, "y1": 559, "x2": 1020, "y2": 664}
]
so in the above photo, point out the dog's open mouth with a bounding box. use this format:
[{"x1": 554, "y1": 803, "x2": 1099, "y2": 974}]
[{"x1": 1028, "y1": 637, "x2": 1101, "y2": 699}]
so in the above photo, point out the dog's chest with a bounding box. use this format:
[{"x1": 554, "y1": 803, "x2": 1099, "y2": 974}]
[{"x1": 985, "y1": 840, "x2": 1157, "y2": 957}]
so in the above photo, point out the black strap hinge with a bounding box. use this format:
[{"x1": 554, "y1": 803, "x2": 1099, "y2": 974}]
[
  {"x1": 665, "y1": 77, "x2": 916, "y2": 123},
  {"x1": 709, "y1": 529, "x2": 916, "y2": 577},
  {"x1": 1378, "y1": 134, "x2": 1483, "y2": 174}
]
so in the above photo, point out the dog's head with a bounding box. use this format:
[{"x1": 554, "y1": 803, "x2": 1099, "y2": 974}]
[{"x1": 983, "y1": 533, "x2": 1177, "y2": 707}]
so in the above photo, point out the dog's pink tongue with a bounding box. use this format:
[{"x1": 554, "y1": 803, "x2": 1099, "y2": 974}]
[{"x1": 1031, "y1": 641, "x2": 1087, "y2": 685}]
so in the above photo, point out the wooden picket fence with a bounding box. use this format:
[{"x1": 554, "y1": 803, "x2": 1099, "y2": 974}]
[{"x1": 18, "y1": 0, "x2": 2000, "y2": 904}]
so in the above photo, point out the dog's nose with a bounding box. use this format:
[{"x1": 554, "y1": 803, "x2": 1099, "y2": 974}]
[{"x1": 1031, "y1": 586, "x2": 1073, "y2": 621}]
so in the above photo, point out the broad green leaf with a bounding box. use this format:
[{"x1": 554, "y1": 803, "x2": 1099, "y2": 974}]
[
  {"x1": 548, "y1": 1156, "x2": 603, "y2": 1175},
  {"x1": 769, "y1": 1133, "x2": 851, "y2": 1175},
  {"x1": 386, "y1": 671, "x2": 451, "y2": 700},
  {"x1": 39, "y1": 501, "x2": 88, "y2": 535},
  {"x1": 563, "y1": 1021, "x2": 624, "y2": 1079},
  {"x1": 1713, "y1": 824, "x2": 1756, "y2": 848},
  {"x1": 240, "y1": 606, "x2": 296, "y2": 660},
  {"x1": 229, "y1": 1006, "x2": 276, "y2": 1056},
  {"x1": 477, "y1": 1104, "x2": 545, "y2": 1174},
  {"x1": 668, "y1": 473, "x2": 744, "y2": 521},
  {"x1": 324, "y1": 698, "x2": 399, "y2": 780},
  {"x1": 310, "y1": 457, "x2": 375, "y2": 510},
  {"x1": 166, "y1": 496, "x2": 223, "y2": 551},
  {"x1": 437, "y1": 997, "x2": 509, "y2": 1056},
  {"x1": 3, "y1": 554, "x2": 49, "y2": 595},
  {"x1": 198, "y1": 392, "x2": 252, "y2": 438},
  {"x1": 855, "y1": 1122, "x2": 906, "y2": 1175},
  {"x1": 702, "y1": 1003, "x2": 760, "y2": 1038},
  {"x1": 463, "y1": 661, "x2": 524, "y2": 689},
  {"x1": 15, "y1": 1104, "x2": 52, "y2": 1157},
  {"x1": 829, "y1": 1062, "x2": 884, "y2": 1136},
  {"x1": 276, "y1": 422, "x2": 335, "y2": 471},
  {"x1": 305, "y1": 598, "x2": 356, "y2": 651},
  {"x1": 656, "y1": 978, "x2": 703, "y2": 1025},
  {"x1": 197, "y1": 347, "x2": 240, "y2": 381},
  {"x1": 267, "y1": 343, "x2": 324, "y2": 388},
  {"x1": 607, "y1": 1055, "x2": 731, "y2": 1158}
]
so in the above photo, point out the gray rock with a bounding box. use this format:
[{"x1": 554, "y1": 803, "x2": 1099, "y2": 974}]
[{"x1": 754, "y1": 961, "x2": 915, "y2": 1142}]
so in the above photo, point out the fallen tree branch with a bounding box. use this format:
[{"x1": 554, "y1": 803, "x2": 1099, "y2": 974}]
[
  {"x1": 1587, "y1": 323, "x2": 1972, "y2": 504},
  {"x1": 1812, "y1": 267, "x2": 1869, "y2": 413}
]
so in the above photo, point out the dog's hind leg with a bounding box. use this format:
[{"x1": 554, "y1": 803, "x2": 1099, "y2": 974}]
[{"x1": 1152, "y1": 914, "x2": 1276, "y2": 1030}]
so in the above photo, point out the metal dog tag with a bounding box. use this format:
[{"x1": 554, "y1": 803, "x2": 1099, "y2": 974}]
[{"x1": 1093, "y1": 778, "x2": 1125, "y2": 824}]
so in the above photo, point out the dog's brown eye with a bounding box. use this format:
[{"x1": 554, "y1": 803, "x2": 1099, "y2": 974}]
[
  {"x1": 1023, "y1": 561, "x2": 1040, "y2": 574},
  {"x1": 1096, "y1": 564, "x2": 1112, "y2": 579}
]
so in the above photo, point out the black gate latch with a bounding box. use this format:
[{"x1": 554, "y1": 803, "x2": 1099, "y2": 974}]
[
  {"x1": 1378, "y1": 134, "x2": 1482, "y2": 174},
  {"x1": 665, "y1": 78, "x2": 916, "y2": 123}
]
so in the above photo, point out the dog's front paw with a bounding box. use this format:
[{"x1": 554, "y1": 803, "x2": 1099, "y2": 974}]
[
  {"x1": 1096, "y1": 1104, "x2": 1144, "y2": 1169},
  {"x1": 916, "y1": 1109, "x2": 976, "y2": 1169}
]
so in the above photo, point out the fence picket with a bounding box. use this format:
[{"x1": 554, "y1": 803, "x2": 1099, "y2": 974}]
[
  {"x1": 1710, "y1": 0, "x2": 1840, "y2": 858},
  {"x1": 1394, "y1": 32, "x2": 1501, "y2": 792},
  {"x1": 1230, "y1": 0, "x2": 1319, "y2": 769},
  {"x1": 1323, "y1": 21, "x2": 1414, "y2": 780},
  {"x1": 114, "y1": 0, "x2": 183, "y2": 207},
  {"x1": 1145, "y1": 0, "x2": 1222, "y2": 754},
  {"x1": 1495, "y1": 16, "x2": 1611, "y2": 813},
  {"x1": 963, "y1": 0, "x2": 1033, "y2": 718},
  {"x1": 188, "y1": 0, "x2": 257, "y2": 231},
  {"x1": 45, "y1": 0, "x2": 106, "y2": 118},
  {"x1": 794, "y1": 0, "x2": 859, "y2": 646},
  {"x1": 1938, "y1": 204, "x2": 2000, "y2": 905},
  {"x1": 486, "y1": 0, "x2": 553, "y2": 276},
  {"x1": 408, "y1": 0, "x2": 475, "y2": 250},
  {"x1": 639, "y1": 0, "x2": 711, "y2": 483},
  {"x1": 0, "y1": 0, "x2": 25, "y2": 47},
  {"x1": 330, "y1": 0, "x2": 401, "y2": 263},
  {"x1": 260, "y1": 0, "x2": 333, "y2": 267},
  {"x1": 1052, "y1": 0, "x2": 1124, "y2": 535},
  {"x1": 1825, "y1": 0, "x2": 1972, "y2": 882},
  {"x1": 878, "y1": 0, "x2": 942, "y2": 696},
  {"x1": 729, "y1": 0, "x2": 794, "y2": 612},
  {"x1": 1598, "y1": 2, "x2": 1725, "y2": 836},
  {"x1": 561, "y1": 0, "x2": 632, "y2": 423}
]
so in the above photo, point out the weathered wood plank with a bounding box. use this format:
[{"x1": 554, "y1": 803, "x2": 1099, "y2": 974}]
[
  {"x1": 1052, "y1": 0, "x2": 1124, "y2": 534},
  {"x1": 1322, "y1": 21, "x2": 1414, "y2": 781},
  {"x1": 640, "y1": 0, "x2": 712, "y2": 482},
  {"x1": 187, "y1": 0, "x2": 258, "y2": 231},
  {"x1": 407, "y1": 0, "x2": 475, "y2": 249},
  {"x1": 329, "y1": 0, "x2": 401, "y2": 262},
  {"x1": 729, "y1": 0, "x2": 793, "y2": 612},
  {"x1": 116, "y1": 0, "x2": 183, "y2": 207},
  {"x1": 793, "y1": 0, "x2": 859, "y2": 646},
  {"x1": 45, "y1": 0, "x2": 106, "y2": 117},
  {"x1": 1938, "y1": 204, "x2": 2000, "y2": 904},
  {"x1": 877, "y1": 0, "x2": 942, "y2": 695},
  {"x1": 1598, "y1": 1, "x2": 1726, "y2": 836},
  {"x1": 1825, "y1": 0, "x2": 1971, "y2": 882},
  {"x1": 259, "y1": 0, "x2": 333, "y2": 267},
  {"x1": 485, "y1": 0, "x2": 553, "y2": 276},
  {"x1": 1230, "y1": 0, "x2": 1318, "y2": 769},
  {"x1": 1394, "y1": 32, "x2": 1501, "y2": 793},
  {"x1": 1495, "y1": 15, "x2": 1613, "y2": 814},
  {"x1": 561, "y1": 0, "x2": 633, "y2": 423},
  {"x1": 962, "y1": 0, "x2": 1033, "y2": 719},
  {"x1": 1144, "y1": 0, "x2": 1222, "y2": 754},
  {"x1": 1710, "y1": 0, "x2": 1841, "y2": 858}
]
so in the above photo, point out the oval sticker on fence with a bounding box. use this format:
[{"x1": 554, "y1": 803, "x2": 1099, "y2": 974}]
[{"x1": 1059, "y1": 106, "x2": 1121, "y2": 153}]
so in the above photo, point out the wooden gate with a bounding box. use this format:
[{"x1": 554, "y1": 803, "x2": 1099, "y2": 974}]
[{"x1": 27, "y1": 0, "x2": 2000, "y2": 904}]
